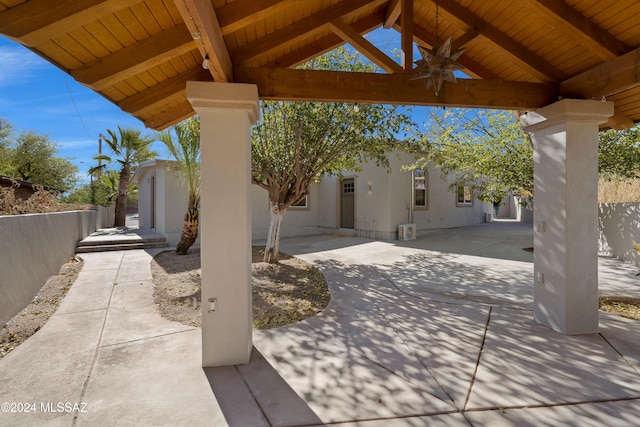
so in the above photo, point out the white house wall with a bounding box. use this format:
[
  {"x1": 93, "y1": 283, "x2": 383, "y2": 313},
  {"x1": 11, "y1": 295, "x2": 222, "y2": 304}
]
[
  {"x1": 251, "y1": 181, "x2": 337, "y2": 240},
  {"x1": 158, "y1": 166, "x2": 190, "y2": 246},
  {"x1": 138, "y1": 152, "x2": 492, "y2": 244},
  {"x1": 135, "y1": 167, "x2": 153, "y2": 230},
  {"x1": 347, "y1": 151, "x2": 492, "y2": 239},
  {"x1": 133, "y1": 160, "x2": 195, "y2": 247}
]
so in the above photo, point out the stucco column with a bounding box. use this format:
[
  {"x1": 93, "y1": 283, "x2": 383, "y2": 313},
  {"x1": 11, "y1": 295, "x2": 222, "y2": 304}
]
[
  {"x1": 521, "y1": 99, "x2": 613, "y2": 335},
  {"x1": 187, "y1": 82, "x2": 259, "y2": 367}
]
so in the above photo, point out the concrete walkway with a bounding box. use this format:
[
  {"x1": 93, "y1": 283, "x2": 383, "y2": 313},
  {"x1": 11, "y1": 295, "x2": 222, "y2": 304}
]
[{"x1": 1, "y1": 221, "x2": 639, "y2": 426}]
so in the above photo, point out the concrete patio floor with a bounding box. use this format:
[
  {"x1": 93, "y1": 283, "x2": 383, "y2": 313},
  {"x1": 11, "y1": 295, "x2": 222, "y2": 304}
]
[{"x1": 1, "y1": 221, "x2": 639, "y2": 426}]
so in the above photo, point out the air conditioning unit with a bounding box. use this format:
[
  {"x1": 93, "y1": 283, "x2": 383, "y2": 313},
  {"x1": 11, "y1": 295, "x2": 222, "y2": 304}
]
[{"x1": 398, "y1": 223, "x2": 416, "y2": 241}]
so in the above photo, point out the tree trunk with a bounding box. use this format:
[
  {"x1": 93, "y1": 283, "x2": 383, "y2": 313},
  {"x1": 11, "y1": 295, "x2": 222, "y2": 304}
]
[
  {"x1": 264, "y1": 202, "x2": 285, "y2": 263},
  {"x1": 176, "y1": 206, "x2": 199, "y2": 255},
  {"x1": 114, "y1": 168, "x2": 130, "y2": 227}
]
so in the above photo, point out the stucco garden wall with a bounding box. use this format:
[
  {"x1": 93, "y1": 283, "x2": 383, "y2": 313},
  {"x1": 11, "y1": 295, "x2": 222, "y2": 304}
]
[
  {"x1": 0, "y1": 210, "x2": 97, "y2": 326},
  {"x1": 598, "y1": 202, "x2": 640, "y2": 265}
]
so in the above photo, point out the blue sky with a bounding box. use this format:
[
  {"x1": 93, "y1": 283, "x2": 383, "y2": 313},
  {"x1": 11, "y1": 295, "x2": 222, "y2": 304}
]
[
  {"x1": 0, "y1": 28, "x2": 436, "y2": 187},
  {"x1": 0, "y1": 35, "x2": 164, "y2": 184}
]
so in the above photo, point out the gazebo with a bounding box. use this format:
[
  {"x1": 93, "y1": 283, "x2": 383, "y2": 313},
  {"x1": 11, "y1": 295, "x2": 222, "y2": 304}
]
[{"x1": 2, "y1": 0, "x2": 639, "y2": 367}]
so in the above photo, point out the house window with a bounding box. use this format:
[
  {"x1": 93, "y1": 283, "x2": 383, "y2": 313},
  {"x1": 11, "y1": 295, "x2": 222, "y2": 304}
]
[
  {"x1": 290, "y1": 195, "x2": 308, "y2": 209},
  {"x1": 414, "y1": 169, "x2": 427, "y2": 208},
  {"x1": 456, "y1": 184, "x2": 473, "y2": 206}
]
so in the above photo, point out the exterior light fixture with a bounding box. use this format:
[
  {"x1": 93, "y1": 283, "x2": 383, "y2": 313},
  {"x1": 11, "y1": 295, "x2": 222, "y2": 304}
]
[{"x1": 202, "y1": 54, "x2": 210, "y2": 70}]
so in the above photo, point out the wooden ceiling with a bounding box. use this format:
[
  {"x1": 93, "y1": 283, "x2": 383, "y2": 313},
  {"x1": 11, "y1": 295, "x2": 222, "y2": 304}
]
[{"x1": 1, "y1": 0, "x2": 639, "y2": 130}]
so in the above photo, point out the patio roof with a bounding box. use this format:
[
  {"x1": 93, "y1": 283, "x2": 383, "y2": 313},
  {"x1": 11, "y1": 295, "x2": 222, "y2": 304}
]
[{"x1": 1, "y1": 0, "x2": 639, "y2": 130}]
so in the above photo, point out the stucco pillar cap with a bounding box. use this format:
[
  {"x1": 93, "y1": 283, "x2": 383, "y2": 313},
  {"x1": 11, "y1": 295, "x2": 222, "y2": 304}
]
[
  {"x1": 187, "y1": 81, "x2": 260, "y2": 124},
  {"x1": 520, "y1": 98, "x2": 614, "y2": 132}
]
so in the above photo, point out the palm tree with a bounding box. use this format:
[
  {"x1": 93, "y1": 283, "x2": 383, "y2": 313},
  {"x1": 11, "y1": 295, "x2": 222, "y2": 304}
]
[
  {"x1": 93, "y1": 127, "x2": 156, "y2": 227},
  {"x1": 156, "y1": 117, "x2": 201, "y2": 254}
]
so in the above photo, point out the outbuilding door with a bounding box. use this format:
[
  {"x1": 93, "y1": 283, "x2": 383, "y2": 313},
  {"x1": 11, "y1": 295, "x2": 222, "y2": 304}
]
[
  {"x1": 340, "y1": 178, "x2": 355, "y2": 228},
  {"x1": 150, "y1": 175, "x2": 156, "y2": 229}
]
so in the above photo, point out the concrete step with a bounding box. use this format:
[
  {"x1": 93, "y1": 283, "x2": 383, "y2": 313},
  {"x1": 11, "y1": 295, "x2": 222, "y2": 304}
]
[
  {"x1": 76, "y1": 236, "x2": 166, "y2": 247},
  {"x1": 76, "y1": 238, "x2": 168, "y2": 253}
]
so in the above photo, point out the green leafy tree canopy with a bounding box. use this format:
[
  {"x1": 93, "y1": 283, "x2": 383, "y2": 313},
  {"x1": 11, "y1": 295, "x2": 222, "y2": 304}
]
[
  {"x1": 411, "y1": 108, "x2": 532, "y2": 203},
  {"x1": 0, "y1": 118, "x2": 78, "y2": 193},
  {"x1": 252, "y1": 47, "x2": 416, "y2": 262}
]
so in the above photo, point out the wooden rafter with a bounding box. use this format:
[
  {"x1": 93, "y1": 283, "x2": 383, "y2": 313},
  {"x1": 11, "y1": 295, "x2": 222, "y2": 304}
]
[
  {"x1": 401, "y1": 0, "x2": 413, "y2": 70},
  {"x1": 0, "y1": 0, "x2": 142, "y2": 47},
  {"x1": 328, "y1": 19, "x2": 402, "y2": 73},
  {"x1": 70, "y1": 24, "x2": 196, "y2": 90},
  {"x1": 117, "y1": 67, "x2": 211, "y2": 115},
  {"x1": 231, "y1": 0, "x2": 387, "y2": 66},
  {"x1": 383, "y1": 0, "x2": 401, "y2": 29},
  {"x1": 265, "y1": 13, "x2": 383, "y2": 69},
  {"x1": 453, "y1": 29, "x2": 481, "y2": 51},
  {"x1": 216, "y1": 0, "x2": 289, "y2": 36},
  {"x1": 174, "y1": 0, "x2": 232, "y2": 82},
  {"x1": 435, "y1": 0, "x2": 563, "y2": 82},
  {"x1": 519, "y1": 0, "x2": 628, "y2": 61},
  {"x1": 145, "y1": 101, "x2": 198, "y2": 130},
  {"x1": 234, "y1": 66, "x2": 559, "y2": 109}
]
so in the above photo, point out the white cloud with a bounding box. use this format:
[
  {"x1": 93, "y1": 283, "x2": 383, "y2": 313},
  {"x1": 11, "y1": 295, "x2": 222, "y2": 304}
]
[{"x1": 0, "y1": 44, "x2": 46, "y2": 87}]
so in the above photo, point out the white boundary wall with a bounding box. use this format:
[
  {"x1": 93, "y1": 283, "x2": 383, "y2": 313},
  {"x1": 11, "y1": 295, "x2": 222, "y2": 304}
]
[
  {"x1": 598, "y1": 202, "x2": 640, "y2": 265},
  {"x1": 0, "y1": 209, "x2": 101, "y2": 326}
]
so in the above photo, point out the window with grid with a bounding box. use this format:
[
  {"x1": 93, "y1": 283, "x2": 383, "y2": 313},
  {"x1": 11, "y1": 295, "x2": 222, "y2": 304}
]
[
  {"x1": 414, "y1": 169, "x2": 427, "y2": 208},
  {"x1": 456, "y1": 184, "x2": 473, "y2": 206}
]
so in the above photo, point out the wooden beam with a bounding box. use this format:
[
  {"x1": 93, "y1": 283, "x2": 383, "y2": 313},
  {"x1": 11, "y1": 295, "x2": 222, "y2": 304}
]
[
  {"x1": 452, "y1": 29, "x2": 481, "y2": 51},
  {"x1": 174, "y1": 0, "x2": 232, "y2": 82},
  {"x1": 266, "y1": 13, "x2": 383, "y2": 68},
  {"x1": 144, "y1": 101, "x2": 196, "y2": 130},
  {"x1": 401, "y1": 0, "x2": 413, "y2": 70},
  {"x1": 560, "y1": 47, "x2": 640, "y2": 99},
  {"x1": 216, "y1": 0, "x2": 288, "y2": 35},
  {"x1": 0, "y1": 0, "x2": 142, "y2": 47},
  {"x1": 234, "y1": 66, "x2": 559, "y2": 110},
  {"x1": 435, "y1": 0, "x2": 563, "y2": 82},
  {"x1": 231, "y1": 0, "x2": 386, "y2": 65},
  {"x1": 383, "y1": 0, "x2": 401, "y2": 29},
  {"x1": 328, "y1": 19, "x2": 402, "y2": 73},
  {"x1": 606, "y1": 108, "x2": 635, "y2": 130},
  {"x1": 519, "y1": 0, "x2": 628, "y2": 61},
  {"x1": 117, "y1": 68, "x2": 211, "y2": 115},
  {"x1": 70, "y1": 25, "x2": 196, "y2": 90}
]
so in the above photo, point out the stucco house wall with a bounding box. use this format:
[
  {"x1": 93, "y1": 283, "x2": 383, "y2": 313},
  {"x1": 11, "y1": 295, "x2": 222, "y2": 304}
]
[
  {"x1": 253, "y1": 150, "x2": 493, "y2": 240},
  {"x1": 251, "y1": 181, "x2": 337, "y2": 240},
  {"x1": 133, "y1": 160, "x2": 192, "y2": 247},
  {"x1": 342, "y1": 151, "x2": 492, "y2": 239},
  {"x1": 136, "y1": 154, "x2": 494, "y2": 244}
]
